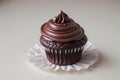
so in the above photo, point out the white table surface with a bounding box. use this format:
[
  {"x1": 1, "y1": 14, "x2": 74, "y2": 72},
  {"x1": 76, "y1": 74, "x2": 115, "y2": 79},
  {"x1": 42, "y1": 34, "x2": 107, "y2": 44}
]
[{"x1": 0, "y1": 0, "x2": 120, "y2": 80}]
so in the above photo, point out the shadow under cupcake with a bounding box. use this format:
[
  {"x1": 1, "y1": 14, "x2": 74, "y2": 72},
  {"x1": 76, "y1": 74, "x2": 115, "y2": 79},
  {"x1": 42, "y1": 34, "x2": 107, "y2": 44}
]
[{"x1": 40, "y1": 11, "x2": 87, "y2": 65}]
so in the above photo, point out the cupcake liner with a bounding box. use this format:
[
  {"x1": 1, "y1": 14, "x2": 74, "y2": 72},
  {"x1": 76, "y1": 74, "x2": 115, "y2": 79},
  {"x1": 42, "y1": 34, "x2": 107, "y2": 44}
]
[
  {"x1": 44, "y1": 46, "x2": 84, "y2": 54},
  {"x1": 45, "y1": 45, "x2": 84, "y2": 65},
  {"x1": 27, "y1": 41, "x2": 99, "y2": 71},
  {"x1": 46, "y1": 50, "x2": 82, "y2": 65}
]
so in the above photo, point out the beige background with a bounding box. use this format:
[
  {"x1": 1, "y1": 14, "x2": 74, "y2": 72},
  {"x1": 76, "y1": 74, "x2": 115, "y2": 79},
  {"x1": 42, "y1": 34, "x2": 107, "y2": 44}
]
[{"x1": 0, "y1": 0, "x2": 120, "y2": 80}]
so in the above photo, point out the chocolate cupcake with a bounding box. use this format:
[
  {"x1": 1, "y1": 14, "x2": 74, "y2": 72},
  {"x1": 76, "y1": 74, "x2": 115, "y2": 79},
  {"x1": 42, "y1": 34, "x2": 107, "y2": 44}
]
[{"x1": 40, "y1": 11, "x2": 87, "y2": 65}]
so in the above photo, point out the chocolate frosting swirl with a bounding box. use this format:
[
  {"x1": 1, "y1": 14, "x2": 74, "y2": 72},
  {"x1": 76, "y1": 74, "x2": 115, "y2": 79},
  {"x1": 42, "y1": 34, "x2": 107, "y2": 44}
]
[{"x1": 41, "y1": 11, "x2": 85, "y2": 42}]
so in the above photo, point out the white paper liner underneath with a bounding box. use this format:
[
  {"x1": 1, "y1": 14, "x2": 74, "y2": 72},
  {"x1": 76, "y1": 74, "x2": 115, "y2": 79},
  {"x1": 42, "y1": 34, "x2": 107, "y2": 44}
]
[{"x1": 27, "y1": 41, "x2": 99, "y2": 71}]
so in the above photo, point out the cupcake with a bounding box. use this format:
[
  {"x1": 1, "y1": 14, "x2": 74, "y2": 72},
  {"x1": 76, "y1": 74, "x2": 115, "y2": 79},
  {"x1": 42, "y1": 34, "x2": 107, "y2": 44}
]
[{"x1": 40, "y1": 11, "x2": 87, "y2": 65}]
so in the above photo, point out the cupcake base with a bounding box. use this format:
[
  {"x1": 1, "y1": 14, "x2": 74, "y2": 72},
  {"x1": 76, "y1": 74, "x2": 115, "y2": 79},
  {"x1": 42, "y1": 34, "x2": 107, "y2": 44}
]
[
  {"x1": 46, "y1": 50, "x2": 82, "y2": 65},
  {"x1": 40, "y1": 35, "x2": 87, "y2": 65}
]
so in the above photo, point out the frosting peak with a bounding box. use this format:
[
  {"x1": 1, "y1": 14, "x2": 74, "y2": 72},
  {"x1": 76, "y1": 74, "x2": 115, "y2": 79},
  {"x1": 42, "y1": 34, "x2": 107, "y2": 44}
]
[{"x1": 53, "y1": 11, "x2": 70, "y2": 24}]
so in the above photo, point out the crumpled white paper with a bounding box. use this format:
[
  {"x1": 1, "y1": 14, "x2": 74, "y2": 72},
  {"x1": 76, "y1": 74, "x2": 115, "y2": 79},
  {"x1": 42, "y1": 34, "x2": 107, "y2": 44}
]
[{"x1": 27, "y1": 41, "x2": 99, "y2": 71}]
